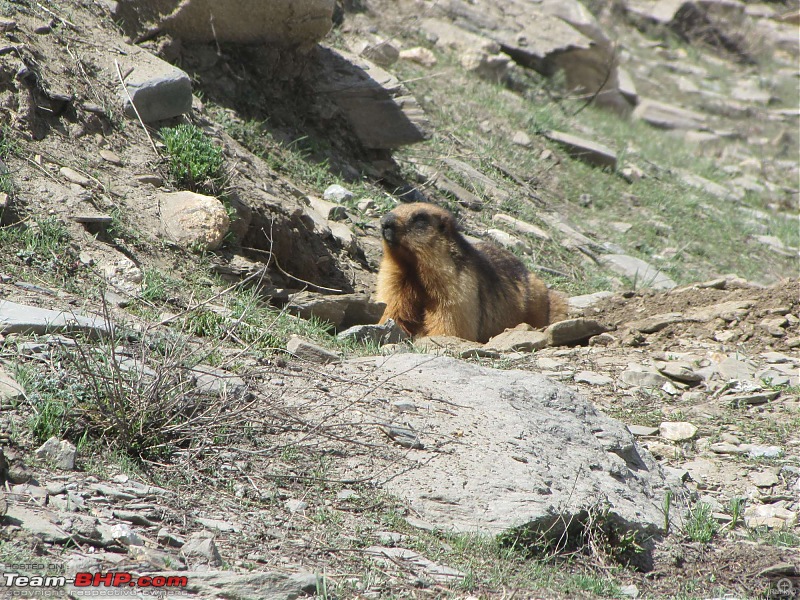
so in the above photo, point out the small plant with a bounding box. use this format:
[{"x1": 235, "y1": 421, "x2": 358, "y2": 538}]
[
  {"x1": 160, "y1": 124, "x2": 225, "y2": 195},
  {"x1": 662, "y1": 489, "x2": 673, "y2": 534},
  {"x1": 727, "y1": 497, "x2": 744, "y2": 529},
  {"x1": 685, "y1": 502, "x2": 718, "y2": 543}
]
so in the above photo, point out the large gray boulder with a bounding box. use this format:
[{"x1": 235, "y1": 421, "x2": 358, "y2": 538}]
[
  {"x1": 624, "y1": 0, "x2": 750, "y2": 57},
  {"x1": 115, "y1": 0, "x2": 334, "y2": 49},
  {"x1": 310, "y1": 47, "x2": 429, "y2": 149},
  {"x1": 362, "y1": 355, "x2": 672, "y2": 565},
  {"x1": 431, "y1": 0, "x2": 633, "y2": 112}
]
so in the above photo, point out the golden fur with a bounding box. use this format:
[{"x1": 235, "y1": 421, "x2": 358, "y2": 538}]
[{"x1": 375, "y1": 203, "x2": 567, "y2": 343}]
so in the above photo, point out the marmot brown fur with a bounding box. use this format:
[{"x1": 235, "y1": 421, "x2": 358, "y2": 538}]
[{"x1": 376, "y1": 202, "x2": 567, "y2": 343}]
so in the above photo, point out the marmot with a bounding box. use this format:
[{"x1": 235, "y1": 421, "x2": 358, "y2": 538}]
[{"x1": 376, "y1": 202, "x2": 567, "y2": 343}]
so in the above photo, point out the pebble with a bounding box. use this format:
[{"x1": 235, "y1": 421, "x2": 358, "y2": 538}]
[
  {"x1": 655, "y1": 361, "x2": 703, "y2": 383},
  {"x1": 574, "y1": 371, "x2": 614, "y2": 386},
  {"x1": 727, "y1": 390, "x2": 780, "y2": 407},
  {"x1": 511, "y1": 131, "x2": 532, "y2": 147},
  {"x1": 285, "y1": 499, "x2": 309, "y2": 513},
  {"x1": 99, "y1": 149, "x2": 122, "y2": 165},
  {"x1": 59, "y1": 167, "x2": 92, "y2": 187},
  {"x1": 750, "y1": 471, "x2": 779, "y2": 488},
  {"x1": 659, "y1": 421, "x2": 698, "y2": 442},
  {"x1": 746, "y1": 445, "x2": 782, "y2": 459},
  {"x1": 135, "y1": 174, "x2": 164, "y2": 186},
  {"x1": 323, "y1": 184, "x2": 353, "y2": 203},
  {"x1": 627, "y1": 425, "x2": 659, "y2": 437}
]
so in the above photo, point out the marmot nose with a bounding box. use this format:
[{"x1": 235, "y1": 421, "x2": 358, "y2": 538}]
[{"x1": 381, "y1": 213, "x2": 397, "y2": 243}]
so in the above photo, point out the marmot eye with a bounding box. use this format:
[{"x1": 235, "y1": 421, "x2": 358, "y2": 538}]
[{"x1": 411, "y1": 213, "x2": 428, "y2": 226}]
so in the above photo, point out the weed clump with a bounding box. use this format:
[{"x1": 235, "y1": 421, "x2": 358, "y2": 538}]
[{"x1": 160, "y1": 124, "x2": 225, "y2": 195}]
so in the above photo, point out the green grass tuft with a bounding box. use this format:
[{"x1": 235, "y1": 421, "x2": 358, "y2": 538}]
[{"x1": 160, "y1": 124, "x2": 225, "y2": 195}]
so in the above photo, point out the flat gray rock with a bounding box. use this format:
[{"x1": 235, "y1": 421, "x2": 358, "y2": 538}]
[
  {"x1": 545, "y1": 130, "x2": 617, "y2": 169},
  {"x1": 0, "y1": 300, "x2": 110, "y2": 337},
  {"x1": 632, "y1": 98, "x2": 707, "y2": 130},
  {"x1": 0, "y1": 368, "x2": 24, "y2": 404},
  {"x1": 545, "y1": 318, "x2": 609, "y2": 346},
  {"x1": 600, "y1": 255, "x2": 676, "y2": 290},
  {"x1": 337, "y1": 320, "x2": 408, "y2": 346},
  {"x1": 286, "y1": 336, "x2": 340, "y2": 364},
  {"x1": 119, "y1": 44, "x2": 192, "y2": 123},
  {"x1": 5, "y1": 505, "x2": 71, "y2": 544},
  {"x1": 367, "y1": 355, "x2": 670, "y2": 562}
]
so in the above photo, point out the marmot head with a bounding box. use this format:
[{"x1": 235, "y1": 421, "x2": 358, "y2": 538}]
[{"x1": 380, "y1": 203, "x2": 458, "y2": 260}]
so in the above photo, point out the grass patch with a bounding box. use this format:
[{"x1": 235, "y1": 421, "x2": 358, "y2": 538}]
[
  {"x1": 160, "y1": 124, "x2": 225, "y2": 195},
  {"x1": 684, "y1": 502, "x2": 718, "y2": 543},
  {"x1": 0, "y1": 217, "x2": 83, "y2": 290}
]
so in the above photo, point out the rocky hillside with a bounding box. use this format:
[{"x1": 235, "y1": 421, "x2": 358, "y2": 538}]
[{"x1": 0, "y1": 0, "x2": 798, "y2": 599}]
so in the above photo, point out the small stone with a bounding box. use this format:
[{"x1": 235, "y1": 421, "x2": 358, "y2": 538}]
[
  {"x1": 99, "y1": 149, "x2": 122, "y2": 165},
  {"x1": 109, "y1": 523, "x2": 144, "y2": 547},
  {"x1": 361, "y1": 41, "x2": 400, "y2": 67},
  {"x1": 136, "y1": 174, "x2": 164, "y2": 186},
  {"x1": 545, "y1": 318, "x2": 608, "y2": 346},
  {"x1": 285, "y1": 499, "x2": 309, "y2": 513},
  {"x1": 391, "y1": 400, "x2": 417, "y2": 413},
  {"x1": 655, "y1": 361, "x2": 703, "y2": 383},
  {"x1": 72, "y1": 214, "x2": 113, "y2": 225},
  {"x1": 761, "y1": 352, "x2": 794, "y2": 364},
  {"x1": 589, "y1": 332, "x2": 616, "y2": 346},
  {"x1": 745, "y1": 445, "x2": 783, "y2": 459},
  {"x1": 59, "y1": 167, "x2": 92, "y2": 187},
  {"x1": 34, "y1": 22, "x2": 52, "y2": 34},
  {"x1": 34, "y1": 437, "x2": 77, "y2": 470},
  {"x1": 545, "y1": 130, "x2": 617, "y2": 169},
  {"x1": 710, "y1": 443, "x2": 748, "y2": 455},
  {"x1": 486, "y1": 229, "x2": 530, "y2": 253},
  {"x1": 627, "y1": 425, "x2": 659, "y2": 437},
  {"x1": 309, "y1": 196, "x2": 348, "y2": 221},
  {"x1": 620, "y1": 584, "x2": 640, "y2": 599},
  {"x1": 574, "y1": 371, "x2": 613, "y2": 386},
  {"x1": 512, "y1": 131, "x2": 532, "y2": 147},
  {"x1": 568, "y1": 291, "x2": 614, "y2": 311},
  {"x1": 337, "y1": 320, "x2": 408, "y2": 346},
  {"x1": 750, "y1": 471, "x2": 779, "y2": 488},
  {"x1": 600, "y1": 254, "x2": 676, "y2": 290},
  {"x1": 744, "y1": 504, "x2": 797, "y2": 529},
  {"x1": 113, "y1": 510, "x2": 157, "y2": 527},
  {"x1": 323, "y1": 184, "x2": 354, "y2": 203},
  {"x1": 628, "y1": 313, "x2": 685, "y2": 334},
  {"x1": 491, "y1": 214, "x2": 550, "y2": 240},
  {"x1": 181, "y1": 536, "x2": 222, "y2": 566},
  {"x1": 159, "y1": 191, "x2": 230, "y2": 251},
  {"x1": 157, "y1": 528, "x2": 186, "y2": 548},
  {"x1": 357, "y1": 198, "x2": 376, "y2": 212},
  {"x1": 727, "y1": 390, "x2": 780, "y2": 407},
  {"x1": 286, "y1": 336, "x2": 340, "y2": 364},
  {"x1": 375, "y1": 531, "x2": 405, "y2": 545},
  {"x1": 0, "y1": 369, "x2": 24, "y2": 404},
  {"x1": 761, "y1": 317, "x2": 788, "y2": 337},
  {"x1": 621, "y1": 369, "x2": 669, "y2": 389},
  {"x1": 487, "y1": 327, "x2": 547, "y2": 353},
  {"x1": 659, "y1": 421, "x2": 698, "y2": 442},
  {"x1": 195, "y1": 517, "x2": 239, "y2": 532},
  {"x1": 399, "y1": 47, "x2": 437, "y2": 67},
  {"x1": 336, "y1": 489, "x2": 359, "y2": 501},
  {"x1": 0, "y1": 18, "x2": 17, "y2": 32}
]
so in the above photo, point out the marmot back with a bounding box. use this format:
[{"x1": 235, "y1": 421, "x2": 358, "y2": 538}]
[{"x1": 375, "y1": 202, "x2": 566, "y2": 342}]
